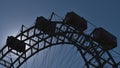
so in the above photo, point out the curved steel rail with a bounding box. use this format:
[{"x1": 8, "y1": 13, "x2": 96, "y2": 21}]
[{"x1": 0, "y1": 23, "x2": 118, "y2": 68}]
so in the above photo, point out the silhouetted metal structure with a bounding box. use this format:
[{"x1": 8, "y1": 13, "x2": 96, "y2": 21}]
[
  {"x1": 0, "y1": 11, "x2": 119, "y2": 68},
  {"x1": 7, "y1": 36, "x2": 26, "y2": 52},
  {"x1": 64, "y1": 12, "x2": 87, "y2": 32},
  {"x1": 92, "y1": 27, "x2": 117, "y2": 50}
]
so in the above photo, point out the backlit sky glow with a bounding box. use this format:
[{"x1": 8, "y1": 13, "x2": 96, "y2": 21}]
[{"x1": 0, "y1": 0, "x2": 120, "y2": 68}]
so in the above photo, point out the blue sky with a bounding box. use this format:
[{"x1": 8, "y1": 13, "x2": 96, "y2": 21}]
[{"x1": 0, "y1": 0, "x2": 120, "y2": 67}]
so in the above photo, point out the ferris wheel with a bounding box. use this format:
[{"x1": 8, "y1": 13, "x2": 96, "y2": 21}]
[{"x1": 0, "y1": 11, "x2": 119, "y2": 68}]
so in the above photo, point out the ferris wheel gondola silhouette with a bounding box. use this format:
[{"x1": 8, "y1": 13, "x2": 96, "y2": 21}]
[{"x1": 0, "y1": 11, "x2": 119, "y2": 68}]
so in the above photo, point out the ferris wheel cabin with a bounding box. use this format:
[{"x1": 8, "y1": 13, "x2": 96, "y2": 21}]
[
  {"x1": 6, "y1": 36, "x2": 26, "y2": 52},
  {"x1": 35, "y1": 16, "x2": 56, "y2": 35},
  {"x1": 64, "y1": 11, "x2": 87, "y2": 32},
  {"x1": 92, "y1": 27, "x2": 117, "y2": 50}
]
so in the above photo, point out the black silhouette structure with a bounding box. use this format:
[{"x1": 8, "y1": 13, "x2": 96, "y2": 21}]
[
  {"x1": 92, "y1": 27, "x2": 117, "y2": 50},
  {"x1": 0, "y1": 11, "x2": 119, "y2": 68}
]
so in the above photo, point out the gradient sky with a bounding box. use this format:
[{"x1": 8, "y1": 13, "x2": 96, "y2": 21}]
[{"x1": 0, "y1": 0, "x2": 120, "y2": 68}]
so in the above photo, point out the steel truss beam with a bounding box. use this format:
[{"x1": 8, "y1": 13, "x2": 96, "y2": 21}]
[{"x1": 0, "y1": 22, "x2": 118, "y2": 68}]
